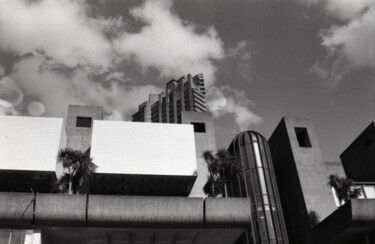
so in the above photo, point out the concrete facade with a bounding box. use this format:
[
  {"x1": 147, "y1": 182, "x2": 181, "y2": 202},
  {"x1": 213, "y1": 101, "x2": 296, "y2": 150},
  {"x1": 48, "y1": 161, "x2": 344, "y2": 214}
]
[
  {"x1": 0, "y1": 192, "x2": 251, "y2": 244},
  {"x1": 90, "y1": 121, "x2": 197, "y2": 176},
  {"x1": 340, "y1": 122, "x2": 375, "y2": 182},
  {"x1": 65, "y1": 105, "x2": 103, "y2": 153},
  {"x1": 181, "y1": 111, "x2": 217, "y2": 197},
  {"x1": 0, "y1": 116, "x2": 62, "y2": 193},
  {"x1": 268, "y1": 117, "x2": 339, "y2": 244},
  {"x1": 131, "y1": 74, "x2": 216, "y2": 198},
  {"x1": 132, "y1": 73, "x2": 206, "y2": 123},
  {"x1": 0, "y1": 116, "x2": 63, "y2": 172}
]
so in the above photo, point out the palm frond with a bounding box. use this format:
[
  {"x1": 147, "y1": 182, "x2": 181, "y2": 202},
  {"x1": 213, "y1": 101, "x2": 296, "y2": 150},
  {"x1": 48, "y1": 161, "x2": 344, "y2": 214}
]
[
  {"x1": 57, "y1": 148, "x2": 79, "y2": 169},
  {"x1": 56, "y1": 173, "x2": 71, "y2": 193}
]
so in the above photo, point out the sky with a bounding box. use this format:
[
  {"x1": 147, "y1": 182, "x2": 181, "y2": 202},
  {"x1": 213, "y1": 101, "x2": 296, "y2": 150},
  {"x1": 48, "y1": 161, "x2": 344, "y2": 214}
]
[{"x1": 0, "y1": 0, "x2": 374, "y2": 162}]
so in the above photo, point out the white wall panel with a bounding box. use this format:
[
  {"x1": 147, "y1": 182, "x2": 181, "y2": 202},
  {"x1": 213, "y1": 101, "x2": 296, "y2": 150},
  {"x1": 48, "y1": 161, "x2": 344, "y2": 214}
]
[
  {"x1": 91, "y1": 121, "x2": 197, "y2": 176},
  {"x1": 0, "y1": 116, "x2": 63, "y2": 171}
]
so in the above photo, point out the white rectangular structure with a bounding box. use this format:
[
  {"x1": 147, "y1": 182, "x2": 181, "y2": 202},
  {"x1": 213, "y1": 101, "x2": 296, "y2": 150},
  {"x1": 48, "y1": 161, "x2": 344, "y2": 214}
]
[
  {"x1": 0, "y1": 116, "x2": 63, "y2": 171},
  {"x1": 91, "y1": 121, "x2": 197, "y2": 176}
]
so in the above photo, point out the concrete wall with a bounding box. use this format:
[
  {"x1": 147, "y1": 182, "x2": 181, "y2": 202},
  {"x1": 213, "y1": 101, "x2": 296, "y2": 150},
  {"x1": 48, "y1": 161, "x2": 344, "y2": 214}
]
[
  {"x1": 0, "y1": 116, "x2": 62, "y2": 172},
  {"x1": 341, "y1": 122, "x2": 375, "y2": 181},
  {"x1": 181, "y1": 111, "x2": 217, "y2": 197},
  {"x1": 0, "y1": 192, "x2": 34, "y2": 228},
  {"x1": 0, "y1": 192, "x2": 251, "y2": 229},
  {"x1": 90, "y1": 121, "x2": 197, "y2": 176},
  {"x1": 65, "y1": 105, "x2": 103, "y2": 152},
  {"x1": 269, "y1": 117, "x2": 337, "y2": 244}
]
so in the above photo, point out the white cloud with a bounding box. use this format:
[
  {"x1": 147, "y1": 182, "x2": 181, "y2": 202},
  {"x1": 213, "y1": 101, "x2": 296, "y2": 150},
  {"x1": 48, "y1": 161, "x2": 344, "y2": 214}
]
[
  {"x1": 311, "y1": 0, "x2": 375, "y2": 85},
  {"x1": 0, "y1": 0, "x2": 254, "y2": 127},
  {"x1": 114, "y1": 0, "x2": 224, "y2": 86},
  {"x1": 226, "y1": 41, "x2": 256, "y2": 81},
  {"x1": 0, "y1": 0, "x2": 115, "y2": 71},
  {"x1": 10, "y1": 56, "x2": 161, "y2": 120},
  {"x1": 0, "y1": 76, "x2": 24, "y2": 106},
  {"x1": 207, "y1": 86, "x2": 262, "y2": 130},
  {"x1": 0, "y1": 65, "x2": 5, "y2": 77}
]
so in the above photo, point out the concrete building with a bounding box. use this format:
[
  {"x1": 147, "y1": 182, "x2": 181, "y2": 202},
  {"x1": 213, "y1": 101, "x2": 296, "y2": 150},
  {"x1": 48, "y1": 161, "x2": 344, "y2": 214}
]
[
  {"x1": 340, "y1": 121, "x2": 375, "y2": 182},
  {"x1": 65, "y1": 105, "x2": 103, "y2": 153},
  {"x1": 132, "y1": 73, "x2": 206, "y2": 123},
  {"x1": 131, "y1": 73, "x2": 216, "y2": 197},
  {"x1": 229, "y1": 131, "x2": 289, "y2": 244},
  {"x1": 0, "y1": 110, "x2": 250, "y2": 244},
  {"x1": 89, "y1": 121, "x2": 198, "y2": 196},
  {"x1": 268, "y1": 117, "x2": 338, "y2": 244},
  {"x1": 0, "y1": 116, "x2": 63, "y2": 193}
]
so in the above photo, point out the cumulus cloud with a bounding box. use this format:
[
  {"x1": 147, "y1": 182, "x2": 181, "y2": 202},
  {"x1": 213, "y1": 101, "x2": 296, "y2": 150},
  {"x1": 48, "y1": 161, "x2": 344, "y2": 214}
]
[
  {"x1": 226, "y1": 41, "x2": 256, "y2": 82},
  {"x1": 207, "y1": 86, "x2": 262, "y2": 130},
  {"x1": 10, "y1": 56, "x2": 161, "y2": 119},
  {"x1": 0, "y1": 0, "x2": 258, "y2": 130},
  {"x1": 0, "y1": 0, "x2": 118, "y2": 72},
  {"x1": 310, "y1": 0, "x2": 375, "y2": 85},
  {"x1": 0, "y1": 65, "x2": 5, "y2": 76},
  {"x1": 114, "y1": 0, "x2": 224, "y2": 86}
]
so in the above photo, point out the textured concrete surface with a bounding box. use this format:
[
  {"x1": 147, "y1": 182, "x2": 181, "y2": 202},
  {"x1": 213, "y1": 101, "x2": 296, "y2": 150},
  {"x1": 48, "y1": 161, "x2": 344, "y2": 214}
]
[
  {"x1": 181, "y1": 111, "x2": 217, "y2": 198},
  {"x1": 1, "y1": 192, "x2": 252, "y2": 233},
  {"x1": 341, "y1": 122, "x2": 375, "y2": 181},
  {"x1": 313, "y1": 199, "x2": 375, "y2": 244},
  {"x1": 0, "y1": 116, "x2": 62, "y2": 171},
  {"x1": 269, "y1": 117, "x2": 337, "y2": 244},
  {"x1": 205, "y1": 198, "x2": 251, "y2": 228},
  {"x1": 87, "y1": 195, "x2": 204, "y2": 227},
  {"x1": 35, "y1": 193, "x2": 86, "y2": 226},
  {"x1": 65, "y1": 105, "x2": 103, "y2": 152},
  {"x1": 42, "y1": 227, "x2": 245, "y2": 244},
  {"x1": 0, "y1": 192, "x2": 34, "y2": 227}
]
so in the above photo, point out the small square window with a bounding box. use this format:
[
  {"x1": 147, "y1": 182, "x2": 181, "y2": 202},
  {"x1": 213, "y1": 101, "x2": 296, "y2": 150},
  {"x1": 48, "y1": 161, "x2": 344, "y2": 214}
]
[
  {"x1": 294, "y1": 127, "x2": 312, "y2": 147},
  {"x1": 76, "y1": 117, "x2": 92, "y2": 128},
  {"x1": 191, "y1": 122, "x2": 206, "y2": 133}
]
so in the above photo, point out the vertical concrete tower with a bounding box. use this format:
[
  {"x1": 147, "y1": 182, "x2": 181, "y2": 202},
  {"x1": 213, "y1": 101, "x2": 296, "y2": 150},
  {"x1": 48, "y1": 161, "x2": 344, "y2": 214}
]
[
  {"x1": 65, "y1": 105, "x2": 103, "y2": 153},
  {"x1": 228, "y1": 131, "x2": 289, "y2": 244},
  {"x1": 268, "y1": 117, "x2": 337, "y2": 244}
]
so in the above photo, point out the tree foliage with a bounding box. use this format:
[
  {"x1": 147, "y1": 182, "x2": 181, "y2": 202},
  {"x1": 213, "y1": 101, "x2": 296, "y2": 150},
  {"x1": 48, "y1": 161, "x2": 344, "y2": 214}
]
[
  {"x1": 56, "y1": 148, "x2": 97, "y2": 194},
  {"x1": 308, "y1": 210, "x2": 320, "y2": 228},
  {"x1": 327, "y1": 173, "x2": 362, "y2": 206},
  {"x1": 203, "y1": 148, "x2": 241, "y2": 197}
]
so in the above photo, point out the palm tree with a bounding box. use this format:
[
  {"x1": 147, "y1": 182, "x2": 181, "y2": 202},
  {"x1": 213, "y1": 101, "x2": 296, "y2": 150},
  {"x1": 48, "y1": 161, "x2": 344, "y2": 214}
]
[
  {"x1": 327, "y1": 173, "x2": 362, "y2": 206},
  {"x1": 203, "y1": 148, "x2": 241, "y2": 197},
  {"x1": 56, "y1": 148, "x2": 97, "y2": 194}
]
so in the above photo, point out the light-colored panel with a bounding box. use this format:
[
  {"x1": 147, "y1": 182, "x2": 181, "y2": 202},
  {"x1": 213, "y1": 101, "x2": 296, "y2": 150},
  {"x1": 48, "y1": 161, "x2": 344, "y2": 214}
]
[
  {"x1": 91, "y1": 121, "x2": 197, "y2": 176},
  {"x1": 0, "y1": 116, "x2": 63, "y2": 171}
]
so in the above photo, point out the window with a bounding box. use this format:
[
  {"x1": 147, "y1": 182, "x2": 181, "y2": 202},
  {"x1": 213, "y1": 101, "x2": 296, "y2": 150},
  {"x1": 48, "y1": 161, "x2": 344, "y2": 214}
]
[
  {"x1": 294, "y1": 127, "x2": 312, "y2": 147},
  {"x1": 76, "y1": 117, "x2": 92, "y2": 128},
  {"x1": 191, "y1": 122, "x2": 206, "y2": 133}
]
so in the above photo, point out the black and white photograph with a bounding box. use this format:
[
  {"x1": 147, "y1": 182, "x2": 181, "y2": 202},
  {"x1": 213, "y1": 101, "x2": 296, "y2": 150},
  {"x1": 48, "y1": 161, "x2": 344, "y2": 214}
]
[{"x1": 0, "y1": 0, "x2": 374, "y2": 243}]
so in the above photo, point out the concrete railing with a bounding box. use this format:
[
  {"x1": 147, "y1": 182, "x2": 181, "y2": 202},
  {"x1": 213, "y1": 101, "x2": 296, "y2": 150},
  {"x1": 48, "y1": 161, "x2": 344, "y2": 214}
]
[{"x1": 0, "y1": 192, "x2": 251, "y2": 228}]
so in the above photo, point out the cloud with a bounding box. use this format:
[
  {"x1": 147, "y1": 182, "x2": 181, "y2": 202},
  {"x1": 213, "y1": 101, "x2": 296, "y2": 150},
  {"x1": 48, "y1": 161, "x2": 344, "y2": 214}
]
[
  {"x1": 207, "y1": 86, "x2": 262, "y2": 130},
  {"x1": 0, "y1": 0, "x2": 116, "y2": 72},
  {"x1": 226, "y1": 41, "x2": 256, "y2": 82},
  {"x1": 0, "y1": 76, "x2": 24, "y2": 106},
  {"x1": 0, "y1": 0, "x2": 255, "y2": 130},
  {"x1": 9, "y1": 56, "x2": 161, "y2": 120},
  {"x1": 0, "y1": 65, "x2": 5, "y2": 77},
  {"x1": 114, "y1": 0, "x2": 224, "y2": 86},
  {"x1": 310, "y1": 0, "x2": 375, "y2": 85}
]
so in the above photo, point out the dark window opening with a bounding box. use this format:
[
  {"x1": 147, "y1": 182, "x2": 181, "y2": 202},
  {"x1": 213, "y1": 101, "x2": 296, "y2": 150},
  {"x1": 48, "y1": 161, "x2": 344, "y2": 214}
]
[
  {"x1": 295, "y1": 127, "x2": 312, "y2": 148},
  {"x1": 191, "y1": 122, "x2": 206, "y2": 133},
  {"x1": 76, "y1": 117, "x2": 92, "y2": 128}
]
